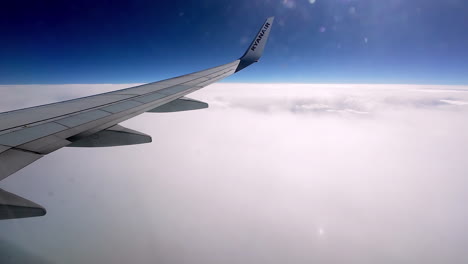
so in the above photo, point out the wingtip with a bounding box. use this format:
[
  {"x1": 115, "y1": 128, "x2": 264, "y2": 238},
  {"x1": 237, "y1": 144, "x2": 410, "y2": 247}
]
[{"x1": 236, "y1": 17, "x2": 274, "y2": 72}]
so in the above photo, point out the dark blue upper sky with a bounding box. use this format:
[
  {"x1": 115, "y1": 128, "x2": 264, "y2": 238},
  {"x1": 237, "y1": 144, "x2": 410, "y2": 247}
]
[{"x1": 1, "y1": 0, "x2": 467, "y2": 84}]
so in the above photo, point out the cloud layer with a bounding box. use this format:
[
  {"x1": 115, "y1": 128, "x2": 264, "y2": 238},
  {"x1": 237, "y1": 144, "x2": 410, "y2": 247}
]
[{"x1": 1, "y1": 83, "x2": 468, "y2": 263}]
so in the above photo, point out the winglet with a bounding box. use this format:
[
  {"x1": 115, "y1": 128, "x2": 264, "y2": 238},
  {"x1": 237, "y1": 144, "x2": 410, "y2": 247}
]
[{"x1": 236, "y1": 17, "x2": 274, "y2": 72}]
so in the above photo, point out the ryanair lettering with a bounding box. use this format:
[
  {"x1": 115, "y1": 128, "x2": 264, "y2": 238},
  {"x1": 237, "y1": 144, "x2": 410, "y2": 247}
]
[{"x1": 250, "y1": 22, "x2": 270, "y2": 51}]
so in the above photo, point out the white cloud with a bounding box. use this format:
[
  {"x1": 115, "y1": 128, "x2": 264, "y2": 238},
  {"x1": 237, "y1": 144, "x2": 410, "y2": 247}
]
[
  {"x1": 1, "y1": 83, "x2": 468, "y2": 264},
  {"x1": 439, "y1": 99, "x2": 468, "y2": 106}
]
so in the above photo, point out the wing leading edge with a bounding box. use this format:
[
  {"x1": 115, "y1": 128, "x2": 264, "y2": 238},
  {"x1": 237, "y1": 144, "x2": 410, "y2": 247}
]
[{"x1": 0, "y1": 17, "x2": 274, "y2": 220}]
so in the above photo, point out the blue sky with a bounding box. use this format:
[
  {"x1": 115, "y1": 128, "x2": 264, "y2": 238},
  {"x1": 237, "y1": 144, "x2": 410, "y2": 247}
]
[{"x1": 1, "y1": 0, "x2": 468, "y2": 84}]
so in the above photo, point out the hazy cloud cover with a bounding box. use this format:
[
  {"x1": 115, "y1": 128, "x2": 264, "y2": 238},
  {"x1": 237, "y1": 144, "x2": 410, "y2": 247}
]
[{"x1": 1, "y1": 83, "x2": 468, "y2": 263}]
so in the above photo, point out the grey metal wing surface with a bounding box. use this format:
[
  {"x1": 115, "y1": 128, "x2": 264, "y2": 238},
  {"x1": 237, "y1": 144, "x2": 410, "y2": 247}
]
[{"x1": 0, "y1": 17, "x2": 274, "y2": 220}]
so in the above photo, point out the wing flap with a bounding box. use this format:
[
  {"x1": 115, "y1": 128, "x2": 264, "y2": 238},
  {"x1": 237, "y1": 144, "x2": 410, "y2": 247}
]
[
  {"x1": 101, "y1": 100, "x2": 143, "y2": 114},
  {"x1": 18, "y1": 135, "x2": 71, "y2": 154},
  {"x1": 0, "y1": 122, "x2": 68, "y2": 147},
  {"x1": 0, "y1": 94, "x2": 134, "y2": 132},
  {"x1": 0, "y1": 149, "x2": 43, "y2": 181},
  {"x1": 55, "y1": 110, "x2": 111, "y2": 128}
]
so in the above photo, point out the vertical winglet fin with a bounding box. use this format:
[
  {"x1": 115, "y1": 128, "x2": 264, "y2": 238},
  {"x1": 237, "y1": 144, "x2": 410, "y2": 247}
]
[{"x1": 236, "y1": 17, "x2": 274, "y2": 72}]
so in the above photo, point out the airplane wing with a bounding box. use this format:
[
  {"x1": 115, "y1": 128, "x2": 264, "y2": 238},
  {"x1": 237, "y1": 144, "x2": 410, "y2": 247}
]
[{"x1": 0, "y1": 17, "x2": 274, "y2": 220}]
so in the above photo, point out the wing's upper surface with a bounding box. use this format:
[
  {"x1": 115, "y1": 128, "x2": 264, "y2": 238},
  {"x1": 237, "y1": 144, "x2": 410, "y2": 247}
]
[{"x1": 0, "y1": 17, "x2": 274, "y2": 219}]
